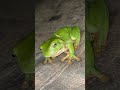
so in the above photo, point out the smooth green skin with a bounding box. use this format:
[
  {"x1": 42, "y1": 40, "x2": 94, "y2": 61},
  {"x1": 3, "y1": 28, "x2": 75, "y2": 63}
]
[
  {"x1": 12, "y1": 32, "x2": 34, "y2": 81},
  {"x1": 86, "y1": 32, "x2": 108, "y2": 82},
  {"x1": 86, "y1": 0, "x2": 109, "y2": 48},
  {"x1": 86, "y1": 0, "x2": 109, "y2": 82},
  {"x1": 86, "y1": 32, "x2": 103, "y2": 78},
  {"x1": 40, "y1": 26, "x2": 80, "y2": 63}
]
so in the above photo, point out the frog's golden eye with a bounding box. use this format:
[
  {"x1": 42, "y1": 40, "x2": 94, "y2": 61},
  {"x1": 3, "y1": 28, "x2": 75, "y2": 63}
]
[{"x1": 53, "y1": 43, "x2": 57, "y2": 48}]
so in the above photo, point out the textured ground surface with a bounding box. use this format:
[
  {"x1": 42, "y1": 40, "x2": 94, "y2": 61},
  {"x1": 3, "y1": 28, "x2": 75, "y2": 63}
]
[{"x1": 35, "y1": 0, "x2": 85, "y2": 90}]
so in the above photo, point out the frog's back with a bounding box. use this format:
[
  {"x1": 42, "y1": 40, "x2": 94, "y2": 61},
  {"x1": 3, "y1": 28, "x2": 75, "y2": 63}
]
[
  {"x1": 52, "y1": 26, "x2": 80, "y2": 43},
  {"x1": 53, "y1": 27, "x2": 72, "y2": 42},
  {"x1": 70, "y1": 26, "x2": 80, "y2": 41}
]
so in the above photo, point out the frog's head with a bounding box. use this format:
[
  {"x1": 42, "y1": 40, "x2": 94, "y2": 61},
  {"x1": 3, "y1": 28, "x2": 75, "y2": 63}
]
[{"x1": 40, "y1": 38, "x2": 65, "y2": 57}]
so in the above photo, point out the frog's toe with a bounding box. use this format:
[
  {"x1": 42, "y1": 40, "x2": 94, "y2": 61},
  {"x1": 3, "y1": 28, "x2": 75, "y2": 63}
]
[
  {"x1": 61, "y1": 59, "x2": 65, "y2": 62},
  {"x1": 98, "y1": 75, "x2": 109, "y2": 82},
  {"x1": 75, "y1": 56, "x2": 80, "y2": 61},
  {"x1": 68, "y1": 60, "x2": 72, "y2": 65},
  {"x1": 22, "y1": 81, "x2": 29, "y2": 89},
  {"x1": 44, "y1": 60, "x2": 48, "y2": 64},
  {"x1": 61, "y1": 54, "x2": 69, "y2": 62},
  {"x1": 48, "y1": 59, "x2": 53, "y2": 63},
  {"x1": 71, "y1": 55, "x2": 80, "y2": 61},
  {"x1": 74, "y1": 45, "x2": 79, "y2": 50}
]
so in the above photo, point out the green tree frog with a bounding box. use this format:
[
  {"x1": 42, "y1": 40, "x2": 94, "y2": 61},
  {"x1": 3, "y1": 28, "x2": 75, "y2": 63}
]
[
  {"x1": 40, "y1": 26, "x2": 80, "y2": 64},
  {"x1": 12, "y1": 32, "x2": 34, "y2": 88}
]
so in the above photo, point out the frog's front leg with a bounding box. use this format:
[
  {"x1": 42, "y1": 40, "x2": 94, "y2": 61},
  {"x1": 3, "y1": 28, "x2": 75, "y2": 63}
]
[
  {"x1": 61, "y1": 51, "x2": 69, "y2": 62},
  {"x1": 44, "y1": 57, "x2": 54, "y2": 64},
  {"x1": 66, "y1": 42, "x2": 80, "y2": 64}
]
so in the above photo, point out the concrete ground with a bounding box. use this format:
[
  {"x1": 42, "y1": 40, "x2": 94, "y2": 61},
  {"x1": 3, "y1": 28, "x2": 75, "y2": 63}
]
[{"x1": 35, "y1": 0, "x2": 85, "y2": 90}]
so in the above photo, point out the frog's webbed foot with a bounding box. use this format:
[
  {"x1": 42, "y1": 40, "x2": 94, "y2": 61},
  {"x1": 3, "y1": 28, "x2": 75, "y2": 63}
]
[
  {"x1": 74, "y1": 45, "x2": 79, "y2": 50},
  {"x1": 44, "y1": 57, "x2": 54, "y2": 64},
  {"x1": 68, "y1": 54, "x2": 80, "y2": 64},
  {"x1": 88, "y1": 68, "x2": 109, "y2": 82},
  {"x1": 21, "y1": 81, "x2": 29, "y2": 89},
  {"x1": 97, "y1": 74, "x2": 109, "y2": 82},
  {"x1": 61, "y1": 52, "x2": 80, "y2": 64},
  {"x1": 61, "y1": 54, "x2": 69, "y2": 62},
  {"x1": 61, "y1": 51, "x2": 69, "y2": 62}
]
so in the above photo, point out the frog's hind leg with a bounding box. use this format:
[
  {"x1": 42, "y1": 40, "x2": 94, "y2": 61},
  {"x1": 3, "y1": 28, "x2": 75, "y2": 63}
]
[
  {"x1": 91, "y1": 68, "x2": 109, "y2": 82},
  {"x1": 66, "y1": 43, "x2": 80, "y2": 64},
  {"x1": 74, "y1": 36, "x2": 80, "y2": 50},
  {"x1": 71, "y1": 26, "x2": 80, "y2": 50}
]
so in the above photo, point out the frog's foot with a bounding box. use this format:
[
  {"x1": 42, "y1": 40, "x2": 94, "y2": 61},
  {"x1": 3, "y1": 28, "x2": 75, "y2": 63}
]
[
  {"x1": 64, "y1": 51, "x2": 69, "y2": 54},
  {"x1": 89, "y1": 74, "x2": 109, "y2": 82},
  {"x1": 73, "y1": 55, "x2": 80, "y2": 61},
  {"x1": 68, "y1": 59, "x2": 72, "y2": 64},
  {"x1": 61, "y1": 54, "x2": 69, "y2": 62},
  {"x1": 21, "y1": 81, "x2": 29, "y2": 89},
  {"x1": 91, "y1": 69, "x2": 109, "y2": 82},
  {"x1": 44, "y1": 59, "x2": 48, "y2": 64},
  {"x1": 97, "y1": 74, "x2": 109, "y2": 82},
  {"x1": 44, "y1": 57, "x2": 53, "y2": 64},
  {"x1": 61, "y1": 51, "x2": 69, "y2": 62},
  {"x1": 29, "y1": 80, "x2": 35, "y2": 88},
  {"x1": 74, "y1": 45, "x2": 79, "y2": 50},
  {"x1": 67, "y1": 54, "x2": 80, "y2": 64}
]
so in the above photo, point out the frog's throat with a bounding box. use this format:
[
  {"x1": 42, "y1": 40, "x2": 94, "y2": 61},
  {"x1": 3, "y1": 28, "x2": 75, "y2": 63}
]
[{"x1": 52, "y1": 47, "x2": 68, "y2": 57}]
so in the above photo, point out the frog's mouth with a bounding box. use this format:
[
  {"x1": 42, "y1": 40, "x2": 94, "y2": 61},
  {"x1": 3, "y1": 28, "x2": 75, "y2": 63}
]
[{"x1": 52, "y1": 47, "x2": 68, "y2": 57}]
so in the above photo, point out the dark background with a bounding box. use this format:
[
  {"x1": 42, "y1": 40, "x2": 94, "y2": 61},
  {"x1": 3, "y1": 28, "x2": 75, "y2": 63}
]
[
  {"x1": 0, "y1": 0, "x2": 34, "y2": 89},
  {"x1": 0, "y1": 0, "x2": 120, "y2": 89}
]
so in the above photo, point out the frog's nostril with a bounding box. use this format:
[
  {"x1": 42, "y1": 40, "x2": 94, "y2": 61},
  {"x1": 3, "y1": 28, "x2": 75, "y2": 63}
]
[{"x1": 40, "y1": 48, "x2": 42, "y2": 51}]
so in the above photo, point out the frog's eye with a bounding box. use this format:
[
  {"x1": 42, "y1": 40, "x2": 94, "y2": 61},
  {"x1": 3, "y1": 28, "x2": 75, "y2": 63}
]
[
  {"x1": 40, "y1": 48, "x2": 42, "y2": 51},
  {"x1": 53, "y1": 43, "x2": 57, "y2": 48}
]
